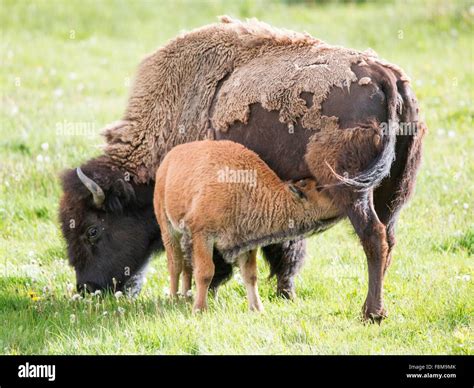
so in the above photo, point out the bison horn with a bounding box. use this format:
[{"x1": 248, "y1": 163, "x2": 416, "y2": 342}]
[{"x1": 76, "y1": 167, "x2": 105, "y2": 208}]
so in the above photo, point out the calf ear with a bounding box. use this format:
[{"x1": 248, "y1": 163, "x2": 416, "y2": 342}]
[
  {"x1": 289, "y1": 184, "x2": 306, "y2": 200},
  {"x1": 295, "y1": 179, "x2": 309, "y2": 188},
  {"x1": 106, "y1": 179, "x2": 136, "y2": 212}
]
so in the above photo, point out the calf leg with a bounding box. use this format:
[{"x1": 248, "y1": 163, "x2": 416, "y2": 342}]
[
  {"x1": 191, "y1": 234, "x2": 215, "y2": 313},
  {"x1": 168, "y1": 252, "x2": 183, "y2": 298},
  {"x1": 347, "y1": 192, "x2": 389, "y2": 323},
  {"x1": 161, "y1": 229, "x2": 183, "y2": 299},
  {"x1": 181, "y1": 261, "x2": 193, "y2": 296},
  {"x1": 261, "y1": 239, "x2": 306, "y2": 299},
  {"x1": 238, "y1": 250, "x2": 264, "y2": 312}
]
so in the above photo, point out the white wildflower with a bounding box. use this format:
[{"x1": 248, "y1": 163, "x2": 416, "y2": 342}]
[
  {"x1": 66, "y1": 282, "x2": 74, "y2": 292},
  {"x1": 114, "y1": 291, "x2": 123, "y2": 299},
  {"x1": 71, "y1": 293, "x2": 82, "y2": 301},
  {"x1": 53, "y1": 88, "x2": 63, "y2": 98}
]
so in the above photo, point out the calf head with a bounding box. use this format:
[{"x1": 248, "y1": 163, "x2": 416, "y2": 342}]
[
  {"x1": 289, "y1": 178, "x2": 338, "y2": 215},
  {"x1": 288, "y1": 178, "x2": 320, "y2": 200}
]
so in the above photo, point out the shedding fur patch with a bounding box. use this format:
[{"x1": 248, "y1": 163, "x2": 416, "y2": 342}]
[
  {"x1": 358, "y1": 77, "x2": 372, "y2": 85},
  {"x1": 102, "y1": 16, "x2": 410, "y2": 182}
]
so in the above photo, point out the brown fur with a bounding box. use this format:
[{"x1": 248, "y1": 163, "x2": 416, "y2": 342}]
[
  {"x1": 102, "y1": 16, "x2": 409, "y2": 185},
  {"x1": 304, "y1": 120, "x2": 383, "y2": 194},
  {"x1": 154, "y1": 140, "x2": 341, "y2": 312}
]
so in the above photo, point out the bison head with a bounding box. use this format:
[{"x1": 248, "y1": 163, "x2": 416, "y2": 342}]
[{"x1": 59, "y1": 156, "x2": 162, "y2": 295}]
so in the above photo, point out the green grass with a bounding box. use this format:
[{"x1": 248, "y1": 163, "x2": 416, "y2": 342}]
[{"x1": 0, "y1": 0, "x2": 473, "y2": 354}]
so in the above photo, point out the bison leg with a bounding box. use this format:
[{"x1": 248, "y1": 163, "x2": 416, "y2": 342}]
[
  {"x1": 374, "y1": 205, "x2": 398, "y2": 276},
  {"x1": 347, "y1": 192, "x2": 389, "y2": 323},
  {"x1": 261, "y1": 239, "x2": 306, "y2": 299},
  {"x1": 209, "y1": 250, "x2": 234, "y2": 295}
]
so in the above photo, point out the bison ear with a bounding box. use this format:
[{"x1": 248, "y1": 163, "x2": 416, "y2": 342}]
[
  {"x1": 101, "y1": 120, "x2": 132, "y2": 143},
  {"x1": 106, "y1": 179, "x2": 136, "y2": 213}
]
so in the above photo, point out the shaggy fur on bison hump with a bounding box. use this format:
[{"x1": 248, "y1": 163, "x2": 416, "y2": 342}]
[{"x1": 102, "y1": 16, "x2": 410, "y2": 184}]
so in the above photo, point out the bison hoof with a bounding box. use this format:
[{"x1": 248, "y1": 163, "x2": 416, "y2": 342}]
[
  {"x1": 277, "y1": 288, "x2": 296, "y2": 300},
  {"x1": 363, "y1": 308, "x2": 388, "y2": 324},
  {"x1": 276, "y1": 281, "x2": 296, "y2": 300}
]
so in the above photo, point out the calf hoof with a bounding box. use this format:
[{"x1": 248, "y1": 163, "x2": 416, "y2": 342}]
[
  {"x1": 192, "y1": 304, "x2": 207, "y2": 314},
  {"x1": 249, "y1": 303, "x2": 265, "y2": 313}
]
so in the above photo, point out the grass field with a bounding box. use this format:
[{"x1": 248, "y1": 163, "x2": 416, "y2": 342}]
[{"x1": 0, "y1": 0, "x2": 473, "y2": 355}]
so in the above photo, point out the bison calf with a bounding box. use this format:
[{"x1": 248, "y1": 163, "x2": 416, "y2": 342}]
[{"x1": 154, "y1": 140, "x2": 341, "y2": 312}]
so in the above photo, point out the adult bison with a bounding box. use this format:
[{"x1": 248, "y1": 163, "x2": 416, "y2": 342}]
[{"x1": 59, "y1": 17, "x2": 425, "y2": 321}]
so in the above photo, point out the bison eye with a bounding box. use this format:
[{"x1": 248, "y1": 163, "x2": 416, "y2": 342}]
[{"x1": 86, "y1": 226, "x2": 100, "y2": 242}]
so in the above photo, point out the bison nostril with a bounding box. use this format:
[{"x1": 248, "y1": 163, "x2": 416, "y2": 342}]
[{"x1": 77, "y1": 282, "x2": 100, "y2": 294}]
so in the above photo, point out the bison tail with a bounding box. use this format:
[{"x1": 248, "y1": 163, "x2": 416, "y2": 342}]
[{"x1": 330, "y1": 73, "x2": 400, "y2": 191}]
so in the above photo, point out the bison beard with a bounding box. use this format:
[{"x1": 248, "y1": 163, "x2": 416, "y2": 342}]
[{"x1": 59, "y1": 17, "x2": 426, "y2": 321}]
